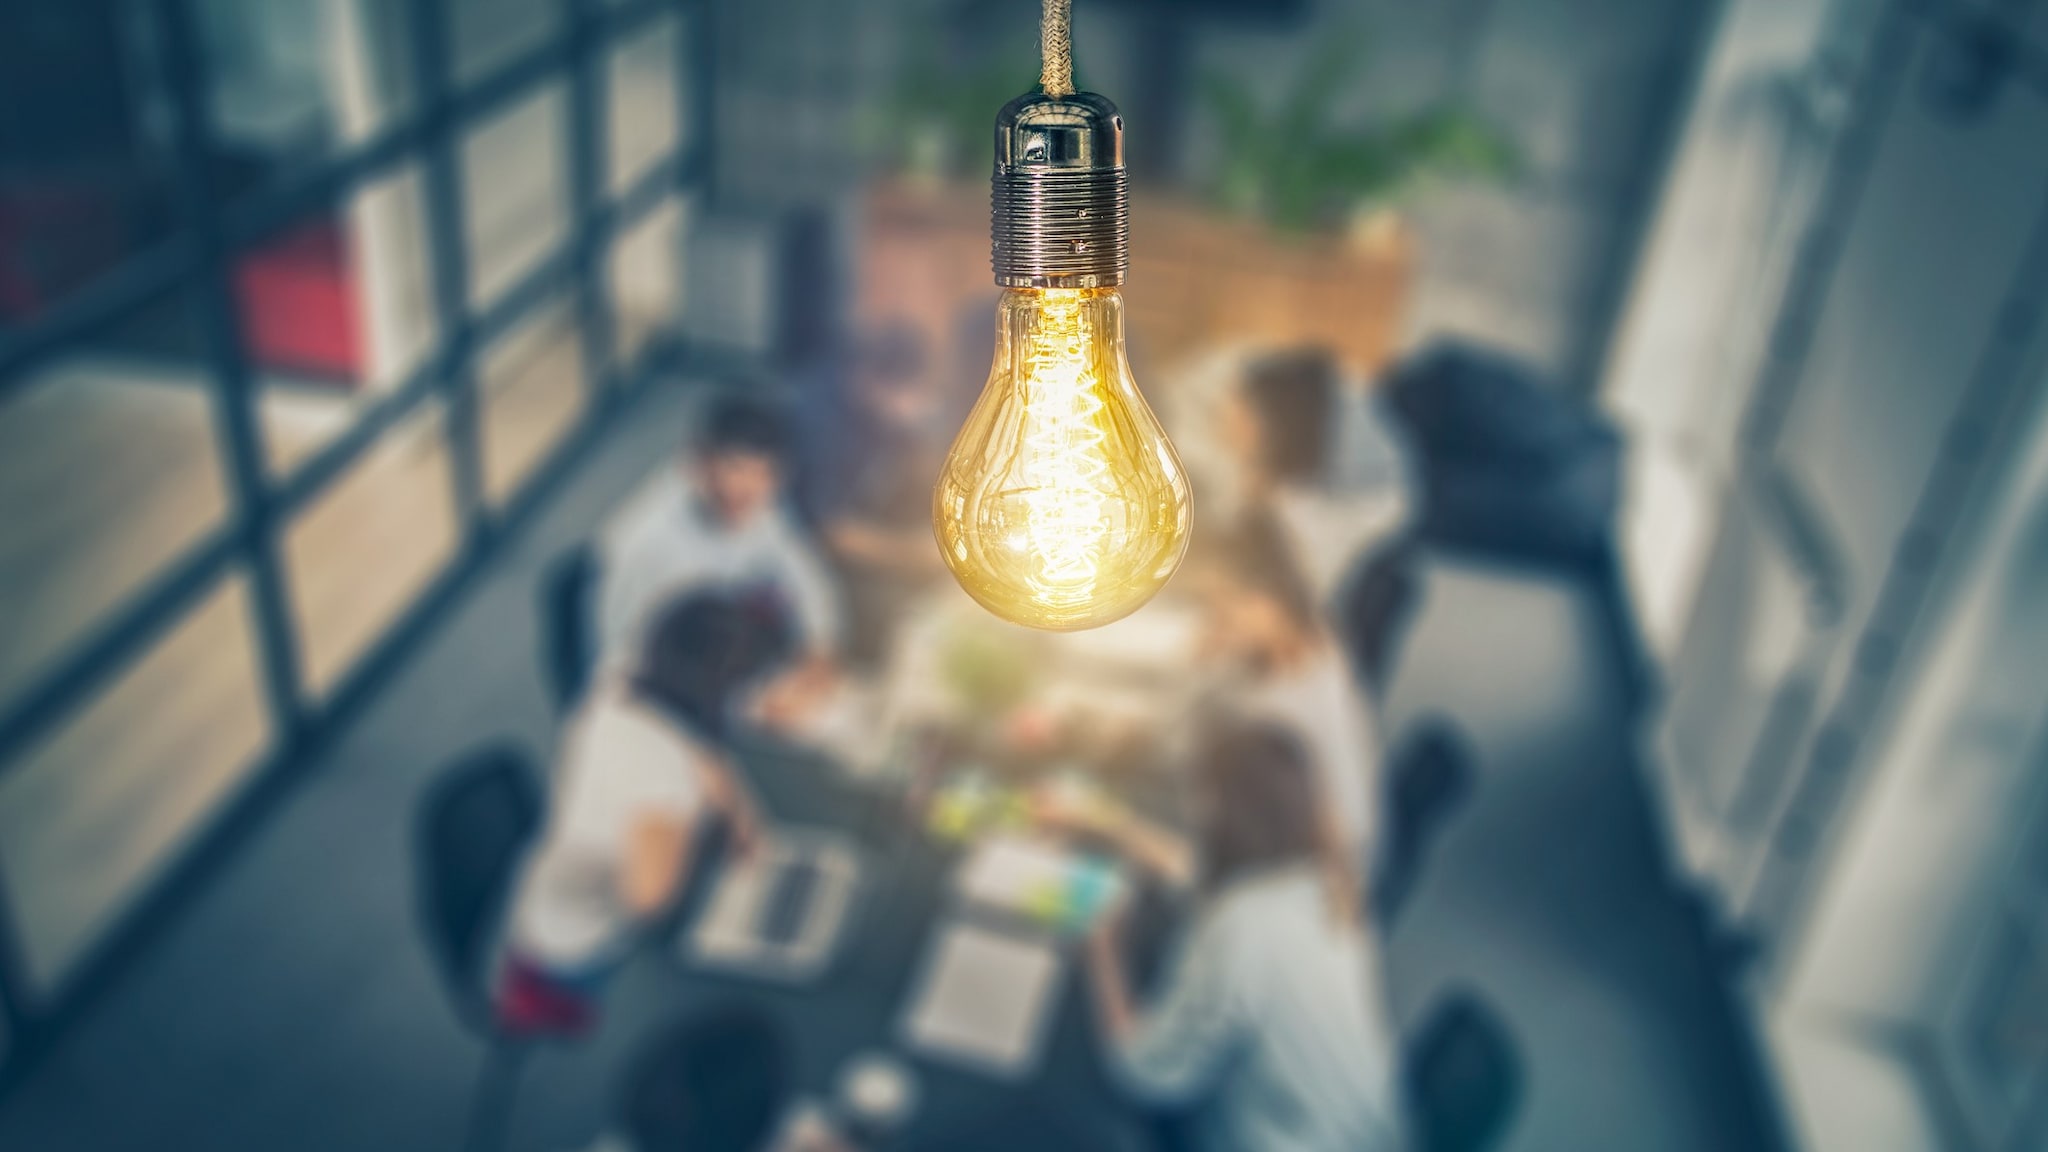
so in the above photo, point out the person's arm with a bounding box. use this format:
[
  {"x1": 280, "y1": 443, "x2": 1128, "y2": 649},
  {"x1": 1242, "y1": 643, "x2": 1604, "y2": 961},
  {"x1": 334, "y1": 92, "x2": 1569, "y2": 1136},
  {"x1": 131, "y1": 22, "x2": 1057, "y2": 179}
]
[
  {"x1": 772, "y1": 516, "x2": 844, "y2": 660},
  {"x1": 1320, "y1": 806, "x2": 1363, "y2": 923},
  {"x1": 692, "y1": 749, "x2": 767, "y2": 859},
  {"x1": 1100, "y1": 808, "x2": 1197, "y2": 890},
  {"x1": 1086, "y1": 908, "x2": 1140, "y2": 1044},
  {"x1": 1036, "y1": 787, "x2": 1196, "y2": 890},
  {"x1": 826, "y1": 519, "x2": 945, "y2": 575},
  {"x1": 622, "y1": 814, "x2": 694, "y2": 916},
  {"x1": 596, "y1": 533, "x2": 651, "y2": 667},
  {"x1": 1087, "y1": 904, "x2": 1240, "y2": 1105},
  {"x1": 750, "y1": 654, "x2": 839, "y2": 732}
]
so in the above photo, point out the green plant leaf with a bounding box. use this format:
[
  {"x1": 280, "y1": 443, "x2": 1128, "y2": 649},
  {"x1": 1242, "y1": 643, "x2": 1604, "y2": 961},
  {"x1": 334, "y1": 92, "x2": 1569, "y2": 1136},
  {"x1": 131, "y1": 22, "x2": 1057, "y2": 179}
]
[
  {"x1": 1199, "y1": 70, "x2": 1273, "y2": 216},
  {"x1": 1389, "y1": 106, "x2": 1523, "y2": 184},
  {"x1": 1190, "y1": 19, "x2": 1515, "y2": 230}
]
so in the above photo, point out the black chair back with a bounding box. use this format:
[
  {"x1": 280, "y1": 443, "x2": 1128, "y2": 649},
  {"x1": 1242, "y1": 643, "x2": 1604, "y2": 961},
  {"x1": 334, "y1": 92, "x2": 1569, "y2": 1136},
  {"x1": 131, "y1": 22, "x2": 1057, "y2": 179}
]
[
  {"x1": 415, "y1": 743, "x2": 543, "y2": 1034},
  {"x1": 1340, "y1": 539, "x2": 1421, "y2": 698},
  {"x1": 540, "y1": 544, "x2": 600, "y2": 710},
  {"x1": 1372, "y1": 718, "x2": 1474, "y2": 930},
  {"x1": 1405, "y1": 991, "x2": 1522, "y2": 1152}
]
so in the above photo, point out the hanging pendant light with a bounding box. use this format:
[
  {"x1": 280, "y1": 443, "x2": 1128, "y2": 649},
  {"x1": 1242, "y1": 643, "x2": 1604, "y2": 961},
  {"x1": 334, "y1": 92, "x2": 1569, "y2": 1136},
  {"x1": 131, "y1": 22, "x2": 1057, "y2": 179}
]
[{"x1": 931, "y1": 0, "x2": 1194, "y2": 632}]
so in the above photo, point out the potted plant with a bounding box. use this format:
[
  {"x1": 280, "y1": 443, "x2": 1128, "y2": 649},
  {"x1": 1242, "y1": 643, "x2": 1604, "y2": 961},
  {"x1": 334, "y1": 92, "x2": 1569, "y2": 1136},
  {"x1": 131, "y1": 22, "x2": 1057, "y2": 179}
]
[
  {"x1": 1200, "y1": 35, "x2": 1519, "y2": 240},
  {"x1": 853, "y1": 22, "x2": 1518, "y2": 383},
  {"x1": 1117, "y1": 32, "x2": 1517, "y2": 374}
]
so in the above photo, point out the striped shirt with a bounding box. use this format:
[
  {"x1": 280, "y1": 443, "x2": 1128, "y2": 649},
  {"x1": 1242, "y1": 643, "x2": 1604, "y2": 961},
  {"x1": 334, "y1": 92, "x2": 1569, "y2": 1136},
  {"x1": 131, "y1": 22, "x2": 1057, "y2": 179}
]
[{"x1": 1111, "y1": 867, "x2": 1408, "y2": 1152}]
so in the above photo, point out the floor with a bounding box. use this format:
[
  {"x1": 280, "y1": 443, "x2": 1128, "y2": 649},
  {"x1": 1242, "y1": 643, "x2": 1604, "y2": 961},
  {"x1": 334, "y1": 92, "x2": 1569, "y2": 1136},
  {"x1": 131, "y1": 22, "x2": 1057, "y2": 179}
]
[
  {"x1": 0, "y1": 289, "x2": 682, "y2": 993},
  {"x1": 1382, "y1": 558, "x2": 1782, "y2": 1150},
  {"x1": 0, "y1": 369, "x2": 1787, "y2": 1150}
]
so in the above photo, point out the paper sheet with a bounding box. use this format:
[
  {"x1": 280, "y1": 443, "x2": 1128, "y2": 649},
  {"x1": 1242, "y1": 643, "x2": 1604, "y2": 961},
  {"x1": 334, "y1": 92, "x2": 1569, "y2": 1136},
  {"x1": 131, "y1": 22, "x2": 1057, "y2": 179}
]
[
  {"x1": 953, "y1": 833, "x2": 1125, "y2": 932},
  {"x1": 901, "y1": 921, "x2": 1063, "y2": 1078}
]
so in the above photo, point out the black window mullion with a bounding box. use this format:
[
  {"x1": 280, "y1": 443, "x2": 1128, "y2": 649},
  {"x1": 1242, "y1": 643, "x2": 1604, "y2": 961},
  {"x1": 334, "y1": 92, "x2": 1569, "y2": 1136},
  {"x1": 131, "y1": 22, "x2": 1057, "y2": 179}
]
[
  {"x1": 157, "y1": 0, "x2": 307, "y2": 745},
  {"x1": 0, "y1": 871, "x2": 33, "y2": 1081},
  {"x1": 683, "y1": 0, "x2": 715, "y2": 200},
  {"x1": 408, "y1": 0, "x2": 491, "y2": 544},
  {"x1": 0, "y1": 0, "x2": 731, "y2": 1092},
  {"x1": 566, "y1": 0, "x2": 618, "y2": 399}
]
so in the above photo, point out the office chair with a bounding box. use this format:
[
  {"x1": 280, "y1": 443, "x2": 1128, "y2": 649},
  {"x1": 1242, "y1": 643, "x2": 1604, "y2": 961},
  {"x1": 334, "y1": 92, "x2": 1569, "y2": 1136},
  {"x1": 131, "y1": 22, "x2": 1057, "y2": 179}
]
[
  {"x1": 1339, "y1": 538, "x2": 1422, "y2": 700},
  {"x1": 540, "y1": 543, "x2": 601, "y2": 711},
  {"x1": 1405, "y1": 990, "x2": 1523, "y2": 1152},
  {"x1": 414, "y1": 743, "x2": 544, "y2": 1152},
  {"x1": 1371, "y1": 718, "x2": 1474, "y2": 931},
  {"x1": 614, "y1": 1007, "x2": 793, "y2": 1152}
]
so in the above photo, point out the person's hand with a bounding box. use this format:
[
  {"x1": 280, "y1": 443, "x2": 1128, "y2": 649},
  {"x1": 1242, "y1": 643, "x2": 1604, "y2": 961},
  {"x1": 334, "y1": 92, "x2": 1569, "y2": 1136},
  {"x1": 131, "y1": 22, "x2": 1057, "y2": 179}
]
[
  {"x1": 713, "y1": 765, "x2": 768, "y2": 862},
  {"x1": 1085, "y1": 887, "x2": 1133, "y2": 975},
  {"x1": 751, "y1": 658, "x2": 837, "y2": 730},
  {"x1": 1030, "y1": 776, "x2": 1118, "y2": 839},
  {"x1": 1001, "y1": 704, "x2": 1061, "y2": 756}
]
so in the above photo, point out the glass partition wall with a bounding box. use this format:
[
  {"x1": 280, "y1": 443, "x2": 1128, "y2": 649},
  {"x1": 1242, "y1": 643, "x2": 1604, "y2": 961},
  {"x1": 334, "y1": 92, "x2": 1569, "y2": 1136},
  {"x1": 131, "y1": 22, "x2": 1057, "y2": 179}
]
[{"x1": 0, "y1": 0, "x2": 712, "y2": 1088}]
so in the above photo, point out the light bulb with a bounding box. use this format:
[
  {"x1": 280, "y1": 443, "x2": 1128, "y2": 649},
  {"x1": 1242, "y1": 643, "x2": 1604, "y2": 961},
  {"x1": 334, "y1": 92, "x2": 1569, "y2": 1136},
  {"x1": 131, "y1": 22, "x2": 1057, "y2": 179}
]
[
  {"x1": 934, "y1": 285, "x2": 1191, "y2": 630},
  {"x1": 930, "y1": 88, "x2": 1190, "y2": 630}
]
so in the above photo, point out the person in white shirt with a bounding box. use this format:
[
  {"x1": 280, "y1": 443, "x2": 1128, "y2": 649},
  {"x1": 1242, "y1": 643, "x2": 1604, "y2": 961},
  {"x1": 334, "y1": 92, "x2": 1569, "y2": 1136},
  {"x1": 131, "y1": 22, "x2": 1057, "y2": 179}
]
[
  {"x1": 1217, "y1": 348, "x2": 1415, "y2": 607},
  {"x1": 496, "y1": 593, "x2": 790, "y2": 1036},
  {"x1": 599, "y1": 392, "x2": 841, "y2": 716},
  {"x1": 796, "y1": 326, "x2": 953, "y2": 668},
  {"x1": 1190, "y1": 511, "x2": 1383, "y2": 878},
  {"x1": 1083, "y1": 720, "x2": 1407, "y2": 1152},
  {"x1": 1028, "y1": 511, "x2": 1383, "y2": 884}
]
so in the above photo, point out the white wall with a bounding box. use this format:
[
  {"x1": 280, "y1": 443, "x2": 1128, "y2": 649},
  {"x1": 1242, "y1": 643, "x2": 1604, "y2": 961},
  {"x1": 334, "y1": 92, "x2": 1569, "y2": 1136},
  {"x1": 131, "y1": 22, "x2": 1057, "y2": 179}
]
[{"x1": 1608, "y1": 0, "x2": 2048, "y2": 1146}]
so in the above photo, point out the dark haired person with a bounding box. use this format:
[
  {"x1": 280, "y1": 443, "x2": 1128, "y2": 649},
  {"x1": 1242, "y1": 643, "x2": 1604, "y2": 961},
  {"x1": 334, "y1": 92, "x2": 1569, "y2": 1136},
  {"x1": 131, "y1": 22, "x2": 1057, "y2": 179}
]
[
  {"x1": 1220, "y1": 348, "x2": 1413, "y2": 606},
  {"x1": 799, "y1": 325, "x2": 953, "y2": 666},
  {"x1": 497, "y1": 594, "x2": 791, "y2": 1035},
  {"x1": 599, "y1": 391, "x2": 842, "y2": 703},
  {"x1": 1084, "y1": 721, "x2": 1405, "y2": 1152}
]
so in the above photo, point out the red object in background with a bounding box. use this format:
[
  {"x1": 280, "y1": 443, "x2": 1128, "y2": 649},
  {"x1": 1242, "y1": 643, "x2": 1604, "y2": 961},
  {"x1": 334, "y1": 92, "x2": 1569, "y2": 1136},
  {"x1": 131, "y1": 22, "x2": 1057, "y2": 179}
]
[{"x1": 234, "y1": 220, "x2": 363, "y2": 384}]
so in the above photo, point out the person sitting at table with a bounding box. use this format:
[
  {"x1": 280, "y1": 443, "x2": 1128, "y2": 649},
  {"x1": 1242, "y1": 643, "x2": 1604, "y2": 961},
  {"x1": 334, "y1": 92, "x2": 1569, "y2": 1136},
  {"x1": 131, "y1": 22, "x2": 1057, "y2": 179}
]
[
  {"x1": 1017, "y1": 511, "x2": 1379, "y2": 883},
  {"x1": 1188, "y1": 510, "x2": 1382, "y2": 880},
  {"x1": 1217, "y1": 347, "x2": 1414, "y2": 607},
  {"x1": 1083, "y1": 720, "x2": 1407, "y2": 1152},
  {"x1": 496, "y1": 593, "x2": 792, "y2": 1036},
  {"x1": 598, "y1": 389, "x2": 842, "y2": 713},
  {"x1": 798, "y1": 324, "x2": 953, "y2": 668}
]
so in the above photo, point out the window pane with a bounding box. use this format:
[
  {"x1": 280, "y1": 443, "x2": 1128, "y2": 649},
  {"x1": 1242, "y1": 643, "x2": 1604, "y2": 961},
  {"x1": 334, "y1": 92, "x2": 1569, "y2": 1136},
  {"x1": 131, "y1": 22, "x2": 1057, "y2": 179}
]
[
  {"x1": 607, "y1": 15, "x2": 683, "y2": 195},
  {"x1": 609, "y1": 195, "x2": 688, "y2": 370},
  {"x1": 0, "y1": 294, "x2": 231, "y2": 713},
  {"x1": 462, "y1": 84, "x2": 569, "y2": 309},
  {"x1": 481, "y1": 295, "x2": 587, "y2": 506},
  {"x1": 0, "y1": 6, "x2": 181, "y2": 335},
  {"x1": 449, "y1": 0, "x2": 562, "y2": 88},
  {"x1": 249, "y1": 164, "x2": 439, "y2": 477},
  {"x1": 0, "y1": 573, "x2": 273, "y2": 992},
  {"x1": 284, "y1": 399, "x2": 457, "y2": 695},
  {"x1": 198, "y1": 0, "x2": 417, "y2": 205}
]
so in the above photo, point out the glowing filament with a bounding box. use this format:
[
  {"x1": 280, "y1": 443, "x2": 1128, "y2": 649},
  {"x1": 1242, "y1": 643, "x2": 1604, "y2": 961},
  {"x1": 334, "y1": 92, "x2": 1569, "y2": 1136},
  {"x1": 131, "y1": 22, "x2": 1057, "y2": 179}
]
[
  {"x1": 1018, "y1": 292, "x2": 1109, "y2": 598},
  {"x1": 933, "y1": 286, "x2": 1191, "y2": 631}
]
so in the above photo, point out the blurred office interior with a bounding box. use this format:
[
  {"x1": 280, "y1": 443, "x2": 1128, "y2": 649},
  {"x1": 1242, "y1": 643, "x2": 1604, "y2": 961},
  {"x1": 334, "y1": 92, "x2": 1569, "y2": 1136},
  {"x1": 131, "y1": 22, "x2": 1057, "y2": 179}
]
[{"x1": 2, "y1": 0, "x2": 2048, "y2": 1149}]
